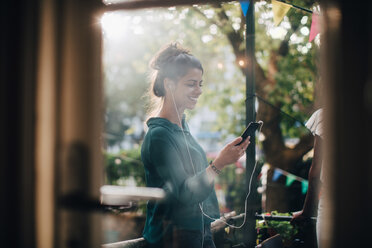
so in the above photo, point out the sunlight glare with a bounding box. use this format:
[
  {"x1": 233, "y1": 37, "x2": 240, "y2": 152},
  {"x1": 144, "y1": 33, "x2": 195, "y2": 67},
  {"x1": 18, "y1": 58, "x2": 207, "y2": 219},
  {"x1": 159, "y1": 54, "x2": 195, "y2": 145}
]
[
  {"x1": 196, "y1": 19, "x2": 206, "y2": 28},
  {"x1": 101, "y1": 12, "x2": 128, "y2": 41},
  {"x1": 268, "y1": 26, "x2": 287, "y2": 40},
  {"x1": 210, "y1": 24, "x2": 218, "y2": 35},
  {"x1": 203, "y1": 9, "x2": 215, "y2": 19},
  {"x1": 301, "y1": 16, "x2": 309, "y2": 25},
  {"x1": 300, "y1": 26, "x2": 310, "y2": 36},
  {"x1": 301, "y1": 46, "x2": 308, "y2": 54},
  {"x1": 290, "y1": 33, "x2": 304, "y2": 44},
  {"x1": 232, "y1": 23, "x2": 241, "y2": 31},
  {"x1": 281, "y1": 20, "x2": 291, "y2": 29},
  {"x1": 132, "y1": 16, "x2": 142, "y2": 24},
  {"x1": 201, "y1": 34, "x2": 213, "y2": 43}
]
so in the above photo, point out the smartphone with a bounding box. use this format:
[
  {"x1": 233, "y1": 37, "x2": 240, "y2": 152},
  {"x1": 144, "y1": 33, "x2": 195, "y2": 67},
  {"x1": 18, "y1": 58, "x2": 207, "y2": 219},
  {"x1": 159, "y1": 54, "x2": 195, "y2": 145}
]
[{"x1": 235, "y1": 121, "x2": 263, "y2": 146}]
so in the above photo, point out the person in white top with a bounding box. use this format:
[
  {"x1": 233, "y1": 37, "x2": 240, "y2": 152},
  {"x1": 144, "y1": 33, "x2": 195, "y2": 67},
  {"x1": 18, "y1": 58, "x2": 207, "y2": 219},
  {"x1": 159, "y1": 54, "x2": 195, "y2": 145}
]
[{"x1": 291, "y1": 109, "x2": 324, "y2": 247}]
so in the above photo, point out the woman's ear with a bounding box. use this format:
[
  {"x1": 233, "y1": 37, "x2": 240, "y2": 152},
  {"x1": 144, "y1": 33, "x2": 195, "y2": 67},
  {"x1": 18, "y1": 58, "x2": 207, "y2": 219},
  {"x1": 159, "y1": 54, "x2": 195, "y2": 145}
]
[{"x1": 164, "y1": 78, "x2": 175, "y2": 91}]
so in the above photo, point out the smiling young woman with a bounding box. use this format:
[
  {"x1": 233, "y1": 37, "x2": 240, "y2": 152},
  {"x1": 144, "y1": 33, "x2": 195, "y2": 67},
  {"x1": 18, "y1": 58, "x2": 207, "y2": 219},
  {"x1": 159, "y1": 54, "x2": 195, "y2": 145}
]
[{"x1": 140, "y1": 42, "x2": 251, "y2": 248}]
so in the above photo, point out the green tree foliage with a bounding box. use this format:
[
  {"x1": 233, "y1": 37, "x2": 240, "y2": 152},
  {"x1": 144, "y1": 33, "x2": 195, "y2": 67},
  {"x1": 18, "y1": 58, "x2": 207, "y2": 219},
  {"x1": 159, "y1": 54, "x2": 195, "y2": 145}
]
[
  {"x1": 104, "y1": 148, "x2": 145, "y2": 186},
  {"x1": 103, "y1": 0, "x2": 319, "y2": 212}
]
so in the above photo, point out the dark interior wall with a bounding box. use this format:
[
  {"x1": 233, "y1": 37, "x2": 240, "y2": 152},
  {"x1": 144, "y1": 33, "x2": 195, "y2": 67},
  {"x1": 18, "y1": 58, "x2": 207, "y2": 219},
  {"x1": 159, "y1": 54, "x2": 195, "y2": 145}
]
[
  {"x1": 0, "y1": 0, "x2": 371, "y2": 247},
  {"x1": 0, "y1": 1, "x2": 40, "y2": 248},
  {"x1": 1, "y1": 0, "x2": 103, "y2": 247},
  {"x1": 322, "y1": 0, "x2": 372, "y2": 247}
]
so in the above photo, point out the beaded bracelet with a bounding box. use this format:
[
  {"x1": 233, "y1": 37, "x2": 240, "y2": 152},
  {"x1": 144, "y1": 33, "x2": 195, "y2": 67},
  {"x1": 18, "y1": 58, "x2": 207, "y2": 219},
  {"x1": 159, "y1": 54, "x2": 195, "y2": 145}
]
[{"x1": 209, "y1": 160, "x2": 221, "y2": 175}]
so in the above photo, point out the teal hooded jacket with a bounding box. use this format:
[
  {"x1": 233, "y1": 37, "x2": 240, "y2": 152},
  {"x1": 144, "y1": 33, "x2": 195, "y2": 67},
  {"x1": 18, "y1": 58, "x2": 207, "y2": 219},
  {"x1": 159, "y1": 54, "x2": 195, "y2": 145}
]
[{"x1": 141, "y1": 117, "x2": 220, "y2": 244}]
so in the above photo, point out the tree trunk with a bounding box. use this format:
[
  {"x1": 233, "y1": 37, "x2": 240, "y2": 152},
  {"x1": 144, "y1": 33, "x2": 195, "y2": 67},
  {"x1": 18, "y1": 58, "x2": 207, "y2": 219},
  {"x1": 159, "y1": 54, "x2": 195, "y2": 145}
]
[
  {"x1": 254, "y1": 51, "x2": 314, "y2": 211},
  {"x1": 197, "y1": 4, "x2": 316, "y2": 212}
]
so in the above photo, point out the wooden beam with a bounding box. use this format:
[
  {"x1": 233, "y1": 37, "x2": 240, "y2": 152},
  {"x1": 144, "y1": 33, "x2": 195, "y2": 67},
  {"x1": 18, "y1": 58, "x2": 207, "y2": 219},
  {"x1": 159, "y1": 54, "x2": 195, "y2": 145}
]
[{"x1": 103, "y1": 0, "x2": 229, "y2": 11}]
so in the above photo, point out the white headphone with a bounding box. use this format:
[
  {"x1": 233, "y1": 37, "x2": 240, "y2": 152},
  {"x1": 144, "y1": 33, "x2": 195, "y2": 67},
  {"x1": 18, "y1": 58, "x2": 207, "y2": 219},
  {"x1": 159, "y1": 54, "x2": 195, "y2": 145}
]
[
  {"x1": 169, "y1": 86, "x2": 175, "y2": 93},
  {"x1": 165, "y1": 78, "x2": 175, "y2": 91}
]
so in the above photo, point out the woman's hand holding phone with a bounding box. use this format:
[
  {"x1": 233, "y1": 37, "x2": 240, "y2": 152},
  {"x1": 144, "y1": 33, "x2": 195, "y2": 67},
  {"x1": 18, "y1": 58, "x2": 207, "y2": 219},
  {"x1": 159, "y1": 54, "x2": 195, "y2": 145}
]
[
  {"x1": 235, "y1": 121, "x2": 262, "y2": 146},
  {"x1": 212, "y1": 136, "x2": 250, "y2": 171},
  {"x1": 212, "y1": 121, "x2": 262, "y2": 171}
]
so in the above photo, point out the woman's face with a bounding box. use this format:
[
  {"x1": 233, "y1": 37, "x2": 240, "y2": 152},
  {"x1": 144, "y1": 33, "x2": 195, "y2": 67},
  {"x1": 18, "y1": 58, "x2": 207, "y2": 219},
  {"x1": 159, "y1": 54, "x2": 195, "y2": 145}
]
[{"x1": 170, "y1": 68, "x2": 203, "y2": 111}]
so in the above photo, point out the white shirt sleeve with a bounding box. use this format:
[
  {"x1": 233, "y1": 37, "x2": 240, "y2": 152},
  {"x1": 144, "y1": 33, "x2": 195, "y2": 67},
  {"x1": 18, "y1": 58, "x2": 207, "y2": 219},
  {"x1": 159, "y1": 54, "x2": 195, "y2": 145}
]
[{"x1": 305, "y1": 109, "x2": 323, "y2": 139}]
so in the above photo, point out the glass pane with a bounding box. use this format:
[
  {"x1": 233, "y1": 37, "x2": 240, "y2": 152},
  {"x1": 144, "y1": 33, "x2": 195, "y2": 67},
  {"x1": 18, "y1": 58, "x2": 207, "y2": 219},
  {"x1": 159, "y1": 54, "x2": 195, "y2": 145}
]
[{"x1": 100, "y1": 1, "x2": 321, "y2": 246}]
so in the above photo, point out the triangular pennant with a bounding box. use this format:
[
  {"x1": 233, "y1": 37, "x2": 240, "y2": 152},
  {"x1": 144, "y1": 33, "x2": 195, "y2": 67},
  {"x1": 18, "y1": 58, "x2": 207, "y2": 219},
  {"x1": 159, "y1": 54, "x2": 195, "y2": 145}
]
[
  {"x1": 239, "y1": 0, "x2": 250, "y2": 17},
  {"x1": 309, "y1": 12, "x2": 320, "y2": 42},
  {"x1": 272, "y1": 0, "x2": 292, "y2": 26},
  {"x1": 272, "y1": 169, "x2": 282, "y2": 181},
  {"x1": 285, "y1": 174, "x2": 296, "y2": 186},
  {"x1": 301, "y1": 180, "x2": 309, "y2": 194}
]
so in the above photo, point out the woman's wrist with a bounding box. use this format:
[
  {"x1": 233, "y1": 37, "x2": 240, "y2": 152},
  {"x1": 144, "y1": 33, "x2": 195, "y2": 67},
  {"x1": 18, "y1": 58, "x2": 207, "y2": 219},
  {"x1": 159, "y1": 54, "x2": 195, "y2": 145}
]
[
  {"x1": 211, "y1": 158, "x2": 224, "y2": 171},
  {"x1": 205, "y1": 164, "x2": 217, "y2": 183},
  {"x1": 209, "y1": 160, "x2": 221, "y2": 175}
]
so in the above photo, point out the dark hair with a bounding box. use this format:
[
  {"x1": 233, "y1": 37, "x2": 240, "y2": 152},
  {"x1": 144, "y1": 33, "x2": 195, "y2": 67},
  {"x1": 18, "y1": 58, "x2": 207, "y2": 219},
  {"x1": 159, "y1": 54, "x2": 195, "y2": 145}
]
[
  {"x1": 145, "y1": 42, "x2": 203, "y2": 119},
  {"x1": 149, "y1": 42, "x2": 203, "y2": 97}
]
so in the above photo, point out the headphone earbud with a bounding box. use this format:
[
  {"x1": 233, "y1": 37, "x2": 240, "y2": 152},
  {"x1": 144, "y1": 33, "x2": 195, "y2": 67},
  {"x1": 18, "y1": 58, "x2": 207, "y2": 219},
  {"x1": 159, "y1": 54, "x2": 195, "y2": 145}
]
[{"x1": 167, "y1": 82, "x2": 175, "y2": 91}]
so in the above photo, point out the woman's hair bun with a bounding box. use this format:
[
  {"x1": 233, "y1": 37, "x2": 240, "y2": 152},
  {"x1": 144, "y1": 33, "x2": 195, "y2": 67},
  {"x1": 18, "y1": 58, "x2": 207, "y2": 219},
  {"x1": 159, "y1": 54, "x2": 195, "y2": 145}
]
[{"x1": 150, "y1": 42, "x2": 190, "y2": 71}]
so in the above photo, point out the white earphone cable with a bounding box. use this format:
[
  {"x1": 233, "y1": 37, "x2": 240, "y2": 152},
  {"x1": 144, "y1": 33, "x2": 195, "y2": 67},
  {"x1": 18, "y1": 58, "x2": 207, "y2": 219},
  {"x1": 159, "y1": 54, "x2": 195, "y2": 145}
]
[{"x1": 169, "y1": 89, "x2": 262, "y2": 230}]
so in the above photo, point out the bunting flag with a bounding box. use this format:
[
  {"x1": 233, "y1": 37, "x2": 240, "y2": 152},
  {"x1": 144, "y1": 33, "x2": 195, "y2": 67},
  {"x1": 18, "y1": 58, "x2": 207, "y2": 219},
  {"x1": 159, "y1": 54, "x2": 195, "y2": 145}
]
[
  {"x1": 239, "y1": 0, "x2": 250, "y2": 17},
  {"x1": 270, "y1": 168, "x2": 309, "y2": 194},
  {"x1": 301, "y1": 180, "x2": 309, "y2": 194},
  {"x1": 272, "y1": 0, "x2": 292, "y2": 26},
  {"x1": 309, "y1": 12, "x2": 320, "y2": 42},
  {"x1": 272, "y1": 169, "x2": 282, "y2": 181},
  {"x1": 237, "y1": 0, "x2": 318, "y2": 42},
  {"x1": 285, "y1": 174, "x2": 296, "y2": 187}
]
